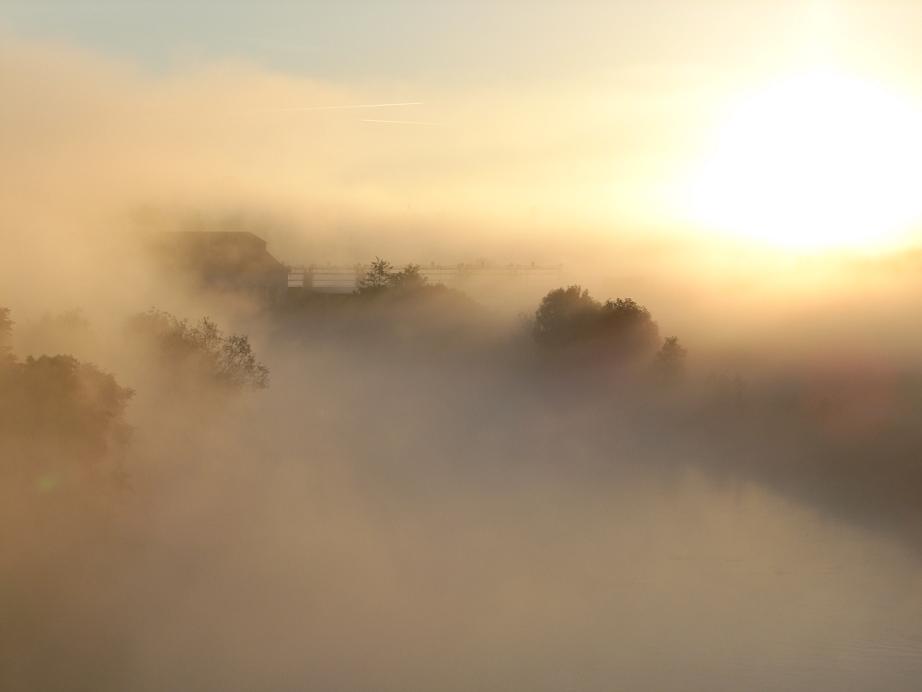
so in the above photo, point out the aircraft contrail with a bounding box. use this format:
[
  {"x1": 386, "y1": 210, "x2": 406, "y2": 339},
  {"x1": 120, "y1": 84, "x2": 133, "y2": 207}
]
[
  {"x1": 360, "y1": 119, "x2": 437, "y2": 126},
  {"x1": 271, "y1": 102, "x2": 423, "y2": 112}
]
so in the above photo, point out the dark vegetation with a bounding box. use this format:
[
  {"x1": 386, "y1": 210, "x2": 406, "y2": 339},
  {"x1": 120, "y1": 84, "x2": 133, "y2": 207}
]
[
  {"x1": 356, "y1": 257, "x2": 429, "y2": 294},
  {"x1": 5, "y1": 269, "x2": 922, "y2": 692},
  {"x1": 129, "y1": 308, "x2": 269, "y2": 391},
  {"x1": 3, "y1": 263, "x2": 922, "y2": 548},
  {"x1": 0, "y1": 275, "x2": 677, "y2": 490},
  {"x1": 276, "y1": 259, "x2": 685, "y2": 376},
  {"x1": 0, "y1": 306, "x2": 269, "y2": 491},
  {"x1": 0, "y1": 356, "x2": 132, "y2": 470},
  {"x1": 271, "y1": 267, "x2": 922, "y2": 548},
  {"x1": 0, "y1": 309, "x2": 133, "y2": 486},
  {"x1": 530, "y1": 285, "x2": 686, "y2": 379},
  {"x1": 275, "y1": 257, "x2": 489, "y2": 349}
]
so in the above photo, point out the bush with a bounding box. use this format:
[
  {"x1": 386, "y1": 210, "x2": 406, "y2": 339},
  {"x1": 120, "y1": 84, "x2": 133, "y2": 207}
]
[
  {"x1": 277, "y1": 260, "x2": 488, "y2": 354},
  {"x1": 531, "y1": 286, "x2": 689, "y2": 383},
  {"x1": 0, "y1": 307, "x2": 134, "y2": 486},
  {"x1": 129, "y1": 309, "x2": 269, "y2": 390},
  {"x1": 655, "y1": 336, "x2": 687, "y2": 380},
  {"x1": 356, "y1": 257, "x2": 395, "y2": 294},
  {"x1": 356, "y1": 258, "x2": 430, "y2": 296},
  {"x1": 0, "y1": 354, "x2": 133, "y2": 479},
  {"x1": 533, "y1": 286, "x2": 660, "y2": 360}
]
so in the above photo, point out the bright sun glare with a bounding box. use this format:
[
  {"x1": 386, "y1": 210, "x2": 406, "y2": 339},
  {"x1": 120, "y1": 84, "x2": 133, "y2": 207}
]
[{"x1": 690, "y1": 69, "x2": 922, "y2": 250}]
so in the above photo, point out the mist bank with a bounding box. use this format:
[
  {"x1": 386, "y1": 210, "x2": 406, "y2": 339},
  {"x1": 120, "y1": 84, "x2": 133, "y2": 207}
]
[
  {"x1": 4, "y1": 279, "x2": 922, "y2": 691},
  {"x1": 4, "y1": 29, "x2": 922, "y2": 692},
  {"x1": 5, "y1": 244, "x2": 922, "y2": 546},
  {"x1": 4, "y1": 29, "x2": 922, "y2": 332}
]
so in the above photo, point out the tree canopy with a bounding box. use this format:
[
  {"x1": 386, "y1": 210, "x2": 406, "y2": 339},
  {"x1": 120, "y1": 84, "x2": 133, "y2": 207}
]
[
  {"x1": 532, "y1": 286, "x2": 685, "y2": 374},
  {"x1": 357, "y1": 258, "x2": 431, "y2": 296},
  {"x1": 129, "y1": 309, "x2": 269, "y2": 390},
  {"x1": 0, "y1": 309, "x2": 133, "y2": 480},
  {"x1": 534, "y1": 287, "x2": 659, "y2": 354}
]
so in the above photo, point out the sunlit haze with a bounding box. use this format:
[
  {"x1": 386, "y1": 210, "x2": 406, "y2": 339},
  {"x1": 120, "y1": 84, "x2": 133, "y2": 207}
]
[
  {"x1": 688, "y1": 68, "x2": 922, "y2": 250},
  {"x1": 4, "y1": 3, "x2": 922, "y2": 691}
]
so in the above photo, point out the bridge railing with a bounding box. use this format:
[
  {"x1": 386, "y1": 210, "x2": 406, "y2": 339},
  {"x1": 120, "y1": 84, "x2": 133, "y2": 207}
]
[{"x1": 287, "y1": 263, "x2": 563, "y2": 293}]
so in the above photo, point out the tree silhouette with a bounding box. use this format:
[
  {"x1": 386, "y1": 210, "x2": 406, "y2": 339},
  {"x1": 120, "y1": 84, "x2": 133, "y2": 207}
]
[
  {"x1": 130, "y1": 309, "x2": 269, "y2": 390},
  {"x1": 533, "y1": 286, "x2": 660, "y2": 362},
  {"x1": 0, "y1": 352, "x2": 133, "y2": 477},
  {"x1": 357, "y1": 257, "x2": 395, "y2": 294},
  {"x1": 357, "y1": 259, "x2": 431, "y2": 296},
  {"x1": 387, "y1": 263, "x2": 428, "y2": 291},
  {"x1": 533, "y1": 286, "x2": 599, "y2": 347},
  {"x1": 655, "y1": 336, "x2": 687, "y2": 382}
]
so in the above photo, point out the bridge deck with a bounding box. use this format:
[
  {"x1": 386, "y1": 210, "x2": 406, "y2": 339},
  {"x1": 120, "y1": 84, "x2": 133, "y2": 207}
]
[{"x1": 287, "y1": 264, "x2": 563, "y2": 292}]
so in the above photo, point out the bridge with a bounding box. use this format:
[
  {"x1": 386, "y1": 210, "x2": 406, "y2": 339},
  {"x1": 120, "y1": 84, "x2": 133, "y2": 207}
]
[{"x1": 287, "y1": 262, "x2": 564, "y2": 293}]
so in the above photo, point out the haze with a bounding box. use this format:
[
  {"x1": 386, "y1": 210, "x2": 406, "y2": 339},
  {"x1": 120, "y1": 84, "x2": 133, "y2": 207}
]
[{"x1": 3, "y1": 2, "x2": 922, "y2": 691}]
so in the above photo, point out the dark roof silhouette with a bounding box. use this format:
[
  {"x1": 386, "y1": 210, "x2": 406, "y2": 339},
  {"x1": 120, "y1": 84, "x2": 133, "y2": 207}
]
[{"x1": 149, "y1": 231, "x2": 287, "y2": 297}]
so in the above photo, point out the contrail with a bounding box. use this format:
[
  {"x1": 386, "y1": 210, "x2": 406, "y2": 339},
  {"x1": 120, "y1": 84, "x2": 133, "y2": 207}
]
[
  {"x1": 271, "y1": 102, "x2": 423, "y2": 112},
  {"x1": 360, "y1": 119, "x2": 437, "y2": 126}
]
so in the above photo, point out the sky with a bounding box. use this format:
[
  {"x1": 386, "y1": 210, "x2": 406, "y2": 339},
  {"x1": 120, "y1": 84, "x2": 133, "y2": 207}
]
[
  {"x1": 7, "y1": 7, "x2": 922, "y2": 690},
  {"x1": 3, "y1": 1, "x2": 920, "y2": 82},
  {"x1": 2, "y1": 1, "x2": 922, "y2": 266},
  {"x1": 0, "y1": 2, "x2": 799, "y2": 81}
]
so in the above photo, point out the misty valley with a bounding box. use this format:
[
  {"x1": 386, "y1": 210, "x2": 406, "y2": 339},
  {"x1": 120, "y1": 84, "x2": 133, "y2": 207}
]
[
  {"x1": 5, "y1": 3, "x2": 922, "y2": 688},
  {"x1": 2, "y1": 232, "x2": 922, "y2": 691}
]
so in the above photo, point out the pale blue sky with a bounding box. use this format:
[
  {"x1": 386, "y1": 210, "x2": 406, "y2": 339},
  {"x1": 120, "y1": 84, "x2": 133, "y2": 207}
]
[
  {"x1": 4, "y1": 2, "x2": 921, "y2": 87},
  {"x1": 0, "y1": 1, "x2": 855, "y2": 85}
]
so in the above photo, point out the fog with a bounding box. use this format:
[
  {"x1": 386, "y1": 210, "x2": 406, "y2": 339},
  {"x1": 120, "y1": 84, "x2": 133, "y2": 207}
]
[{"x1": 3, "y1": 29, "x2": 922, "y2": 692}]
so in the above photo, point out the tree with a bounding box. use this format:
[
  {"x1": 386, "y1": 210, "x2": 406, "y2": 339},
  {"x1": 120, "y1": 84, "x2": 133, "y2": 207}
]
[
  {"x1": 0, "y1": 354, "x2": 133, "y2": 475},
  {"x1": 0, "y1": 308, "x2": 134, "y2": 482},
  {"x1": 533, "y1": 286, "x2": 600, "y2": 347},
  {"x1": 387, "y1": 263, "x2": 428, "y2": 291},
  {"x1": 655, "y1": 336, "x2": 687, "y2": 382},
  {"x1": 356, "y1": 257, "x2": 394, "y2": 294},
  {"x1": 533, "y1": 286, "x2": 660, "y2": 361},
  {"x1": 357, "y1": 259, "x2": 433, "y2": 296},
  {"x1": 218, "y1": 333, "x2": 271, "y2": 389},
  {"x1": 129, "y1": 309, "x2": 269, "y2": 390}
]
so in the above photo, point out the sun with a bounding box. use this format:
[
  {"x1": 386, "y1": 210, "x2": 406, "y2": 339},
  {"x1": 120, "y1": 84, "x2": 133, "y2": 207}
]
[{"x1": 688, "y1": 69, "x2": 922, "y2": 250}]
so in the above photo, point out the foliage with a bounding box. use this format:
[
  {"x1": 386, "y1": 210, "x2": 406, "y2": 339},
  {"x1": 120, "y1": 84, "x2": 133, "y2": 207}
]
[
  {"x1": 356, "y1": 258, "x2": 431, "y2": 296},
  {"x1": 0, "y1": 354, "x2": 133, "y2": 472},
  {"x1": 533, "y1": 286, "x2": 603, "y2": 347},
  {"x1": 356, "y1": 257, "x2": 396, "y2": 294},
  {"x1": 0, "y1": 307, "x2": 133, "y2": 483},
  {"x1": 279, "y1": 261, "x2": 485, "y2": 351},
  {"x1": 533, "y1": 286, "x2": 661, "y2": 361},
  {"x1": 130, "y1": 309, "x2": 269, "y2": 390},
  {"x1": 655, "y1": 336, "x2": 687, "y2": 381},
  {"x1": 387, "y1": 263, "x2": 428, "y2": 291}
]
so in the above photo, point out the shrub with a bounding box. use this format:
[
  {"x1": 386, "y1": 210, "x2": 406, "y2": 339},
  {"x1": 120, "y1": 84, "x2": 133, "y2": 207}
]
[
  {"x1": 533, "y1": 286, "x2": 660, "y2": 362},
  {"x1": 357, "y1": 258, "x2": 430, "y2": 296},
  {"x1": 0, "y1": 354, "x2": 133, "y2": 476},
  {"x1": 129, "y1": 309, "x2": 269, "y2": 391}
]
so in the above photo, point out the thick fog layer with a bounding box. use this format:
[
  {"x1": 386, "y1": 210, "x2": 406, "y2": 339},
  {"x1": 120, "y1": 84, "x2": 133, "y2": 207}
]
[{"x1": 3, "y1": 28, "x2": 922, "y2": 692}]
